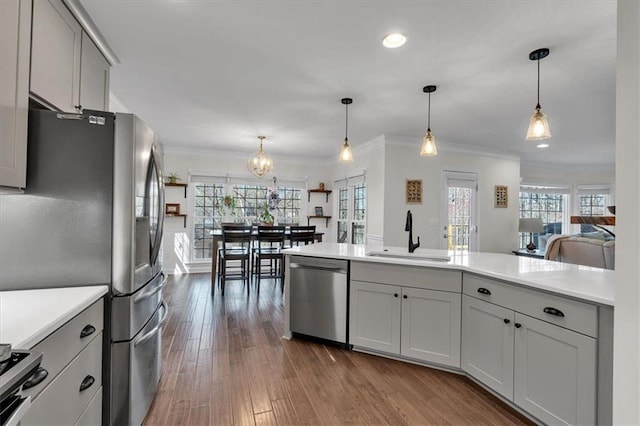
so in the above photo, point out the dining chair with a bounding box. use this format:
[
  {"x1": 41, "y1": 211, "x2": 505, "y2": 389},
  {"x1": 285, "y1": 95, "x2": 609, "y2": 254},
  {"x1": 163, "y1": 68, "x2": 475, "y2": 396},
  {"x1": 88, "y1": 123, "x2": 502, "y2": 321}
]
[
  {"x1": 288, "y1": 225, "x2": 316, "y2": 246},
  {"x1": 253, "y1": 226, "x2": 286, "y2": 292},
  {"x1": 218, "y1": 225, "x2": 252, "y2": 296}
]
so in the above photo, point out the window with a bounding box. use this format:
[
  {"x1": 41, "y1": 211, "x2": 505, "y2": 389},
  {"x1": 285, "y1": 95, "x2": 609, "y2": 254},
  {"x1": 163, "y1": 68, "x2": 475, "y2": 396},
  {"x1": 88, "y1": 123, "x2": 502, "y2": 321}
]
[
  {"x1": 193, "y1": 182, "x2": 224, "y2": 260},
  {"x1": 518, "y1": 186, "x2": 568, "y2": 248},
  {"x1": 190, "y1": 178, "x2": 303, "y2": 260},
  {"x1": 335, "y1": 178, "x2": 366, "y2": 244}
]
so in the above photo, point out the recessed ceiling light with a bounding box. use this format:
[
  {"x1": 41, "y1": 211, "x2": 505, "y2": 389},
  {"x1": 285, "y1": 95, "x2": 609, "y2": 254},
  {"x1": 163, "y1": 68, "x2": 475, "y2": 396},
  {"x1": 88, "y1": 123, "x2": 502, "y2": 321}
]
[
  {"x1": 382, "y1": 33, "x2": 406, "y2": 48},
  {"x1": 537, "y1": 143, "x2": 550, "y2": 148}
]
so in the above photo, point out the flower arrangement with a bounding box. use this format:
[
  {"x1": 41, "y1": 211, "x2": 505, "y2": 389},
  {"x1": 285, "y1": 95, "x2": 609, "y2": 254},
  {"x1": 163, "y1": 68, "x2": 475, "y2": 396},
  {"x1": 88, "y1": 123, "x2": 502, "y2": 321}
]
[
  {"x1": 267, "y1": 189, "x2": 281, "y2": 211},
  {"x1": 222, "y1": 195, "x2": 236, "y2": 216},
  {"x1": 260, "y1": 203, "x2": 274, "y2": 224}
]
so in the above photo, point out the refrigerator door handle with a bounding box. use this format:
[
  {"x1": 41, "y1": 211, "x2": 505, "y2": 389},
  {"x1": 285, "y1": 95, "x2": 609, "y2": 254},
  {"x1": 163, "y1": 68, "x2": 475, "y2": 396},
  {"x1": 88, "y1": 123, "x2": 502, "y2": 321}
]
[
  {"x1": 56, "y1": 113, "x2": 84, "y2": 120},
  {"x1": 134, "y1": 301, "x2": 169, "y2": 348},
  {"x1": 133, "y1": 273, "x2": 167, "y2": 304}
]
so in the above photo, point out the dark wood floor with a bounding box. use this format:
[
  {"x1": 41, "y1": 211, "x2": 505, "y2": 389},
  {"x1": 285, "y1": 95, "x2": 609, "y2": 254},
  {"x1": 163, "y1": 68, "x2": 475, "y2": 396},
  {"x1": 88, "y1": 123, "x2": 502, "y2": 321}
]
[{"x1": 144, "y1": 273, "x2": 532, "y2": 425}]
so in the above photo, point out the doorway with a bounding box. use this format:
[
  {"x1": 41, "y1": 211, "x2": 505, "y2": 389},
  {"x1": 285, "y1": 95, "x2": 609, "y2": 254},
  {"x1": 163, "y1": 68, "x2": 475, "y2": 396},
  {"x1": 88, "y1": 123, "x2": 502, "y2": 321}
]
[{"x1": 441, "y1": 171, "x2": 478, "y2": 252}]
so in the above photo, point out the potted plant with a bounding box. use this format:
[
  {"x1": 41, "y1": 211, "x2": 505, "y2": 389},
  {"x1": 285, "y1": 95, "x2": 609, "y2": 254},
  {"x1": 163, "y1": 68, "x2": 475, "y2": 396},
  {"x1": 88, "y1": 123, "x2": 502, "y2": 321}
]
[
  {"x1": 167, "y1": 172, "x2": 180, "y2": 184},
  {"x1": 260, "y1": 203, "x2": 274, "y2": 225},
  {"x1": 222, "y1": 195, "x2": 236, "y2": 218}
]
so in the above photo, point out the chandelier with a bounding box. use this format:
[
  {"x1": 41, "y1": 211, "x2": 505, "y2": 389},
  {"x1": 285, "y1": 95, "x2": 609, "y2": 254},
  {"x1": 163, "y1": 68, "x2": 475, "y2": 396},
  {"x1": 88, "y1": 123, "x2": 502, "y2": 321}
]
[{"x1": 247, "y1": 135, "x2": 273, "y2": 178}]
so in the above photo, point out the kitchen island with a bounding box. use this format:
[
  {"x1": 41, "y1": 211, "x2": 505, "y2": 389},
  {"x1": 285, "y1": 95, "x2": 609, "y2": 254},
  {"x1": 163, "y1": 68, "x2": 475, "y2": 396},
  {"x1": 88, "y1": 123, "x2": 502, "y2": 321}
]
[{"x1": 282, "y1": 244, "x2": 614, "y2": 425}]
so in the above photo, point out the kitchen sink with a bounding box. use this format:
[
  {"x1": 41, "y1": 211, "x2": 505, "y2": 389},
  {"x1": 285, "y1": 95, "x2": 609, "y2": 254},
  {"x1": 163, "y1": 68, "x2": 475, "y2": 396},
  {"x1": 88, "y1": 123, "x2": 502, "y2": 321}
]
[{"x1": 366, "y1": 251, "x2": 450, "y2": 262}]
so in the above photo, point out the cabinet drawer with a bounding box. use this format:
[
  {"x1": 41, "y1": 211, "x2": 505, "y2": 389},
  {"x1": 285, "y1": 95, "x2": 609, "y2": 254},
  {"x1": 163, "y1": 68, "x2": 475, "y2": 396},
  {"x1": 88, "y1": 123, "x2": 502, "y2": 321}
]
[
  {"x1": 75, "y1": 386, "x2": 102, "y2": 426},
  {"x1": 24, "y1": 299, "x2": 103, "y2": 399},
  {"x1": 22, "y1": 333, "x2": 103, "y2": 425},
  {"x1": 352, "y1": 261, "x2": 461, "y2": 292},
  {"x1": 463, "y1": 274, "x2": 597, "y2": 338}
]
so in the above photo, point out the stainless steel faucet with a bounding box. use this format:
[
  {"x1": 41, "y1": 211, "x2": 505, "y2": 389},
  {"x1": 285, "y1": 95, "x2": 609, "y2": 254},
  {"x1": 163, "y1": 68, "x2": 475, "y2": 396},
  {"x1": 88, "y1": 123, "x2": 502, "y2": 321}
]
[{"x1": 405, "y1": 210, "x2": 420, "y2": 253}]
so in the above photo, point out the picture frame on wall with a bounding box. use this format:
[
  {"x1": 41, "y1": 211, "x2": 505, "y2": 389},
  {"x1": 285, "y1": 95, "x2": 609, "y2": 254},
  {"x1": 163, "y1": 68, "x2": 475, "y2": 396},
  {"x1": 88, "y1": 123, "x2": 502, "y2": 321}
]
[
  {"x1": 166, "y1": 203, "x2": 180, "y2": 214},
  {"x1": 315, "y1": 206, "x2": 324, "y2": 216},
  {"x1": 406, "y1": 179, "x2": 423, "y2": 204},
  {"x1": 494, "y1": 185, "x2": 508, "y2": 208}
]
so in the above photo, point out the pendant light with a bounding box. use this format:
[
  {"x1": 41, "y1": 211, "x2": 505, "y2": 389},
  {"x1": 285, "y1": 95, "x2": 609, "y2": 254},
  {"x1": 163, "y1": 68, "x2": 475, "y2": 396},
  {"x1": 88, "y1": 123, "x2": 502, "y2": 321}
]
[
  {"x1": 247, "y1": 135, "x2": 273, "y2": 178},
  {"x1": 420, "y1": 85, "x2": 438, "y2": 156},
  {"x1": 525, "y1": 48, "x2": 551, "y2": 141},
  {"x1": 339, "y1": 98, "x2": 354, "y2": 163}
]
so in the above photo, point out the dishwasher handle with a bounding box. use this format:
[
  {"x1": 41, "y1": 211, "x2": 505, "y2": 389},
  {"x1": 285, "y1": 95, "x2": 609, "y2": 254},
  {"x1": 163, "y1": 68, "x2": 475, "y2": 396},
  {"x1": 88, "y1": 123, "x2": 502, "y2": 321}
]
[{"x1": 290, "y1": 263, "x2": 348, "y2": 274}]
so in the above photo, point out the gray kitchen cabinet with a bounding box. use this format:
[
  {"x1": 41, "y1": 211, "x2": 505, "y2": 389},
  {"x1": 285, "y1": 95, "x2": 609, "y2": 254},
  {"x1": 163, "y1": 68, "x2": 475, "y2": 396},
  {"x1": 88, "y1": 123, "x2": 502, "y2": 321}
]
[
  {"x1": 80, "y1": 31, "x2": 110, "y2": 110},
  {"x1": 30, "y1": 0, "x2": 82, "y2": 112},
  {"x1": 0, "y1": 0, "x2": 31, "y2": 189},
  {"x1": 349, "y1": 262, "x2": 462, "y2": 368},
  {"x1": 514, "y1": 313, "x2": 596, "y2": 425},
  {"x1": 461, "y1": 295, "x2": 515, "y2": 399},
  {"x1": 349, "y1": 280, "x2": 401, "y2": 354},
  {"x1": 21, "y1": 298, "x2": 104, "y2": 426},
  {"x1": 401, "y1": 286, "x2": 461, "y2": 367},
  {"x1": 463, "y1": 273, "x2": 599, "y2": 425}
]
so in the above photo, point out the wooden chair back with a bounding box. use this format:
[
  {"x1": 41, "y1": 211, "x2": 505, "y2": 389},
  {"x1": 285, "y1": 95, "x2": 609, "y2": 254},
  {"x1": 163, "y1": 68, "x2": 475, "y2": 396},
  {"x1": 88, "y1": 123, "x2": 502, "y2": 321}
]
[{"x1": 289, "y1": 225, "x2": 316, "y2": 246}]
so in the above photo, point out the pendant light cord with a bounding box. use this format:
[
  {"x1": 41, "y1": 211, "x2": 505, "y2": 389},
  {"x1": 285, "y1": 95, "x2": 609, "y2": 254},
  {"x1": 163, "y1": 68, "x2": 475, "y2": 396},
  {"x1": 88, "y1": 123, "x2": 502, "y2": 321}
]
[
  {"x1": 427, "y1": 92, "x2": 431, "y2": 131},
  {"x1": 345, "y1": 103, "x2": 349, "y2": 140},
  {"x1": 536, "y1": 58, "x2": 541, "y2": 109}
]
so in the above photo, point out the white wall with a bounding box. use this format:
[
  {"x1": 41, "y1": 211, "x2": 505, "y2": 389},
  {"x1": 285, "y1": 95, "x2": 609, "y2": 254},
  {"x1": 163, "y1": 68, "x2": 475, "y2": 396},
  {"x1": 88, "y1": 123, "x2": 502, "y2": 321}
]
[
  {"x1": 382, "y1": 136, "x2": 520, "y2": 253},
  {"x1": 613, "y1": 0, "x2": 640, "y2": 423},
  {"x1": 162, "y1": 148, "x2": 331, "y2": 273}
]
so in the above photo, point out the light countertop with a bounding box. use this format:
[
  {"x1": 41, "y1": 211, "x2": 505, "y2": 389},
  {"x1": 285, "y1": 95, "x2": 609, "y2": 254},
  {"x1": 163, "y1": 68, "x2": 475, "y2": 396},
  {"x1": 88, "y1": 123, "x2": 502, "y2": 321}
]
[
  {"x1": 0, "y1": 286, "x2": 108, "y2": 349},
  {"x1": 283, "y1": 244, "x2": 615, "y2": 306}
]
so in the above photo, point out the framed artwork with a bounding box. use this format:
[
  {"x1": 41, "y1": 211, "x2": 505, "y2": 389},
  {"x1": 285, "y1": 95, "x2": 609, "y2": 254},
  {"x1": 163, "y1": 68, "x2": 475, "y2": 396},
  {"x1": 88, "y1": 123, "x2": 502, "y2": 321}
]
[
  {"x1": 315, "y1": 206, "x2": 324, "y2": 216},
  {"x1": 494, "y1": 185, "x2": 508, "y2": 208},
  {"x1": 166, "y1": 203, "x2": 180, "y2": 214},
  {"x1": 406, "y1": 179, "x2": 423, "y2": 204}
]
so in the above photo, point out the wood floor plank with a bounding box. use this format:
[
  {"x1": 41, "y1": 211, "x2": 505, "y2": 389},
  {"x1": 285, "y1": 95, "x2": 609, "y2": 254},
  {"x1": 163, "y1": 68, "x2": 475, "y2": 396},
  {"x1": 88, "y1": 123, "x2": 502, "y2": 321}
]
[{"x1": 144, "y1": 273, "x2": 534, "y2": 426}]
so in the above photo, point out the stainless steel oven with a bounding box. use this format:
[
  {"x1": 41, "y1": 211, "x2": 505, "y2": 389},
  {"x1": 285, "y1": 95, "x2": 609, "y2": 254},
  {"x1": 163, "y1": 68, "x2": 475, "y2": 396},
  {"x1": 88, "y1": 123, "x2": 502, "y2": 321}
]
[{"x1": 0, "y1": 347, "x2": 42, "y2": 426}]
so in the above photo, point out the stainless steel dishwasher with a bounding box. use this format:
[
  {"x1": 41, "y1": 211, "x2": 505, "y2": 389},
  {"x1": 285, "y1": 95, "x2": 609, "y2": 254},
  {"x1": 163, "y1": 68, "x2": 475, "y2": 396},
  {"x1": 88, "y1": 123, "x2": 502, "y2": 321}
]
[{"x1": 289, "y1": 256, "x2": 349, "y2": 345}]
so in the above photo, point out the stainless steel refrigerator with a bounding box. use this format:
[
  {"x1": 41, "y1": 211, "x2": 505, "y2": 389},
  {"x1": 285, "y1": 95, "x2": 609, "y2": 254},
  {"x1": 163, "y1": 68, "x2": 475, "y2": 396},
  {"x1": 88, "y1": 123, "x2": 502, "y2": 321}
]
[{"x1": 0, "y1": 108, "x2": 167, "y2": 425}]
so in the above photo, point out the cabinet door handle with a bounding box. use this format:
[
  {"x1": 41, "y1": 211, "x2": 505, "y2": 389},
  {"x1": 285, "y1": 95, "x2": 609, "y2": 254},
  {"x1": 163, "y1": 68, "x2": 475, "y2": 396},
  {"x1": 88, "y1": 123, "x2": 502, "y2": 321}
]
[
  {"x1": 393, "y1": 293, "x2": 398, "y2": 298},
  {"x1": 403, "y1": 295, "x2": 408, "y2": 299},
  {"x1": 22, "y1": 367, "x2": 48, "y2": 390},
  {"x1": 514, "y1": 323, "x2": 522, "y2": 328},
  {"x1": 543, "y1": 307, "x2": 565, "y2": 317},
  {"x1": 503, "y1": 318, "x2": 511, "y2": 324},
  {"x1": 80, "y1": 324, "x2": 96, "y2": 338},
  {"x1": 477, "y1": 288, "x2": 491, "y2": 295},
  {"x1": 79, "y1": 375, "x2": 95, "y2": 392}
]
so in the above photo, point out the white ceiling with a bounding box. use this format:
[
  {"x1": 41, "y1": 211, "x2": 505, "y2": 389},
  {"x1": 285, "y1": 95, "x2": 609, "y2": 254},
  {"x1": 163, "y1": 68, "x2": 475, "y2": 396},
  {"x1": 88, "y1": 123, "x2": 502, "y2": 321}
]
[{"x1": 81, "y1": 0, "x2": 617, "y2": 167}]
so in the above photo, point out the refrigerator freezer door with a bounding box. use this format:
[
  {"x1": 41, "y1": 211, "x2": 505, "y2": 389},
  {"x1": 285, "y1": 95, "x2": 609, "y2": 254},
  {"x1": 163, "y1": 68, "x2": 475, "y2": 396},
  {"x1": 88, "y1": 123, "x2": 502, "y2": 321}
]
[
  {"x1": 111, "y1": 300, "x2": 167, "y2": 426},
  {"x1": 111, "y1": 271, "x2": 166, "y2": 342}
]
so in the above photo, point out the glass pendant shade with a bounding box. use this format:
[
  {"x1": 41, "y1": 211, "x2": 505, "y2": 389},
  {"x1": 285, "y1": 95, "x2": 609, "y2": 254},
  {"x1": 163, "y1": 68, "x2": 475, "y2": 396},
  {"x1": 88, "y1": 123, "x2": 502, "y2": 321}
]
[
  {"x1": 339, "y1": 98, "x2": 354, "y2": 163},
  {"x1": 247, "y1": 136, "x2": 273, "y2": 178},
  {"x1": 525, "y1": 107, "x2": 551, "y2": 141},
  {"x1": 339, "y1": 139, "x2": 354, "y2": 162},
  {"x1": 420, "y1": 130, "x2": 437, "y2": 156}
]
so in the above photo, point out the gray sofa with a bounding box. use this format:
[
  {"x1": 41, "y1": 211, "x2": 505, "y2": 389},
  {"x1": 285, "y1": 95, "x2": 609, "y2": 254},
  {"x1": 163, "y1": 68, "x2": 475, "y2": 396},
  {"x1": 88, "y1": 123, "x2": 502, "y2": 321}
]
[{"x1": 544, "y1": 234, "x2": 615, "y2": 269}]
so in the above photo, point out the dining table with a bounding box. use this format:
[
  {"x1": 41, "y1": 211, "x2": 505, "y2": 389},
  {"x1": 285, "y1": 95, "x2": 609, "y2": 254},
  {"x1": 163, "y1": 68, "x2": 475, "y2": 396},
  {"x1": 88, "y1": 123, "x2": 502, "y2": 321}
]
[{"x1": 209, "y1": 227, "x2": 324, "y2": 290}]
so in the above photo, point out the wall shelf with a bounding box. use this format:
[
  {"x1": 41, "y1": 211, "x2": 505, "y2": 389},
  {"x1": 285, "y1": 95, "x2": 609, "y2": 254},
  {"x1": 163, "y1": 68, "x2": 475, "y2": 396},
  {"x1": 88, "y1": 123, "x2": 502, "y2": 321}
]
[
  {"x1": 166, "y1": 182, "x2": 188, "y2": 197},
  {"x1": 307, "y1": 215, "x2": 332, "y2": 226},
  {"x1": 308, "y1": 189, "x2": 332, "y2": 202},
  {"x1": 166, "y1": 213, "x2": 187, "y2": 227}
]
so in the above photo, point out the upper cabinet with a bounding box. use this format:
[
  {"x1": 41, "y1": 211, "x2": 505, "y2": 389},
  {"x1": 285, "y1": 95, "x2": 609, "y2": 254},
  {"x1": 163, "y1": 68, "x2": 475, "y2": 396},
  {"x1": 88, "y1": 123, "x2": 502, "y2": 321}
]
[
  {"x1": 1, "y1": 0, "x2": 112, "y2": 190},
  {"x1": 0, "y1": 0, "x2": 32, "y2": 190},
  {"x1": 30, "y1": 0, "x2": 82, "y2": 112},
  {"x1": 30, "y1": 0, "x2": 110, "y2": 112},
  {"x1": 79, "y1": 31, "x2": 110, "y2": 110}
]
